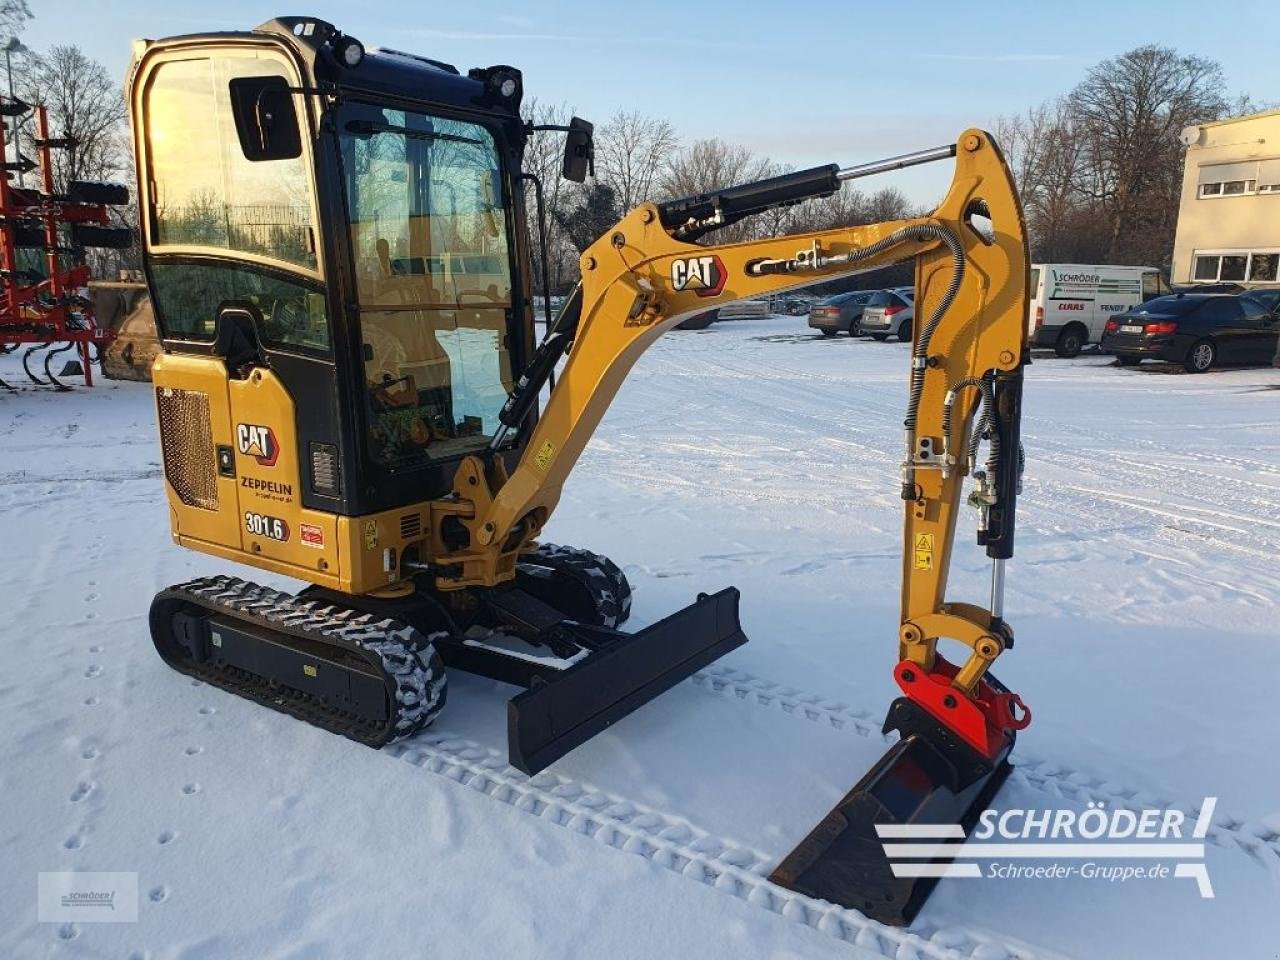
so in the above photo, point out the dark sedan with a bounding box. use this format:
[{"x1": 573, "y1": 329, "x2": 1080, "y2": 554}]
[
  {"x1": 808, "y1": 290, "x2": 875, "y2": 336},
  {"x1": 1101, "y1": 294, "x2": 1279, "y2": 372}
]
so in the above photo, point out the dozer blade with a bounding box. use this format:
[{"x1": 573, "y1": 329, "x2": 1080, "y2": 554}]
[
  {"x1": 507, "y1": 587, "x2": 746, "y2": 775},
  {"x1": 770, "y1": 697, "x2": 1013, "y2": 926}
]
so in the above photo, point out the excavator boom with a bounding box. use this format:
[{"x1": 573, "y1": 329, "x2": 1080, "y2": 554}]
[{"x1": 440, "y1": 129, "x2": 1031, "y2": 923}]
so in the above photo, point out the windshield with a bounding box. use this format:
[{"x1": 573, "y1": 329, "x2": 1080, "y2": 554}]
[
  {"x1": 867, "y1": 291, "x2": 895, "y2": 307},
  {"x1": 339, "y1": 103, "x2": 517, "y2": 469}
]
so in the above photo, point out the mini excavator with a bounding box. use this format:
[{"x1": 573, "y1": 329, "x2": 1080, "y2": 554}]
[{"x1": 129, "y1": 17, "x2": 1031, "y2": 925}]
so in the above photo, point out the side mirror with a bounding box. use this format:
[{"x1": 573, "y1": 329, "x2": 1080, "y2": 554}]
[
  {"x1": 229, "y1": 76, "x2": 301, "y2": 161},
  {"x1": 562, "y1": 116, "x2": 594, "y2": 183}
]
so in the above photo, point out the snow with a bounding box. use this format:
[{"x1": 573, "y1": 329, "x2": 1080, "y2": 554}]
[{"x1": 2, "y1": 315, "x2": 1279, "y2": 959}]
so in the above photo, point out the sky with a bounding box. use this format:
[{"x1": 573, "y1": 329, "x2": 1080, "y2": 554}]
[{"x1": 18, "y1": 0, "x2": 1278, "y2": 205}]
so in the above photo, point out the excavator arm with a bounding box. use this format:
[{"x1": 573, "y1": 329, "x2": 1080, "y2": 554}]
[{"x1": 433, "y1": 128, "x2": 1031, "y2": 924}]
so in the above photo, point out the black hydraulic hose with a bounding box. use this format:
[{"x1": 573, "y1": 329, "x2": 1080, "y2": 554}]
[
  {"x1": 490, "y1": 284, "x2": 584, "y2": 449},
  {"x1": 943, "y1": 375, "x2": 996, "y2": 469},
  {"x1": 754, "y1": 222, "x2": 966, "y2": 497}
]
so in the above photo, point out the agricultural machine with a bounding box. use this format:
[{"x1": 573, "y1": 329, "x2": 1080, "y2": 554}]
[{"x1": 0, "y1": 96, "x2": 132, "y2": 390}]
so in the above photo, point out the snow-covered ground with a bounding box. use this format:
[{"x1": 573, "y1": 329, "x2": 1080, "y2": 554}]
[{"x1": 3, "y1": 315, "x2": 1278, "y2": 959}]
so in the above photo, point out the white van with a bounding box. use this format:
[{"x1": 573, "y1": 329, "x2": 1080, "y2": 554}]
[{"x1": 1028, "y1": 264, "x2": 1169, "y2": 356}]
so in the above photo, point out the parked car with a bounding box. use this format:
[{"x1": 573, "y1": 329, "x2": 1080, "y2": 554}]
[
  {"x1": 860, "y1": 288, "x2": 915, "y2": 341},
  {"x1": 1101, "y1": 293, "x2": 1280, "y2": 372},
  {"x1": 1028, "y1": 263, "x2": 1168, "y2": 358},
  {"x1": 780, "y1": 294, "x2": 819, "y2": 316},
  {"x1": 808, "y1": 290, "x2": 875, "y2": 336}
]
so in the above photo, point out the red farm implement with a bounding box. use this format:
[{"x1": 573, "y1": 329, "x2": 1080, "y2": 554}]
[{"x1": 0, "y1": 97, "x2": 131, "y2": 391}]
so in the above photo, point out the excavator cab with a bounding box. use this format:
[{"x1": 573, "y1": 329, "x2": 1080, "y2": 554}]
[
  {"x1": 132, "y1": 16, "x2": 746, "y2": 776},
  {"x1": 133, "y1": 22, "x2": 531, "y2": 516}
]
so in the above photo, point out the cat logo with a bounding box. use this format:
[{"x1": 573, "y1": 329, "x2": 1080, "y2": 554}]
[
  {"x1": 236, "y1": 423, "x2": 279, "y2": 467},
  {"x1": 671, "y1": 255, "x2": 727, "y2": 298}
]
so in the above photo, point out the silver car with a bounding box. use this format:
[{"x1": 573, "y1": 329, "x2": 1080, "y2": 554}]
[
  {"x1": 859, "y1": 287, "x2": 915, "y2": 341},
  {"x1": 807, "y1": 290, "x2": 875, "y2": 336}
]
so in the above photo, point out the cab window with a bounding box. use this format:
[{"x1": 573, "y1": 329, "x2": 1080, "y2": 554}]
[
  {"x1": 144, "y1": 55, "x2": 316, "y2": 269},
  {"x1": 339, "y1": 103, "x2": 516, "y2": 469}
]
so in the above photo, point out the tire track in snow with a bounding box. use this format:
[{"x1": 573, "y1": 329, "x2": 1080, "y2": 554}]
[
  {"x1": 687, "y1": 350, "x2": 1280, "y2": 565},
  {"x1": 387, "y1": 733, "x2": 1063, "y2": 960},
  {"x1": 690, "y1": 666, "x2": 1280, "y2": 869}
]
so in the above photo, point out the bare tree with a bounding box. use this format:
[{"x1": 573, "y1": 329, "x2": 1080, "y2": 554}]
[
  {"x1": 0, "y1": 0, "x2": 31, "y2": 39},
  {"x1": 1069, "y1": 45, "x2": 1227, "y2": 264},
  {"x1": 18, "y1": 45, "x2": 128, "y2": 190},
  {"x1": 996, "y1": 100, "x2": 1092, "y2": 261},
  {"x1": 660, "y1": 137, "x2": 776, "y2": 243},
  {"x1": 594, "y1": 110, "x2": 677, "y2": 213},
  {"x1": 521, "y1": 98, "x2": 581, "y2": 294}
]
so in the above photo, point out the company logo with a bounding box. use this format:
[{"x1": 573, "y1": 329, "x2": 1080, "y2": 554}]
[
  {"x1": 671, "y1": 255, "x2": 727, "y2": 298},
  {"x1": 1054, "y1": 271, "x2": 1101, "y2": 284},
  {"x1": 876, "y1": 797, "x2": 1216, "y2": 898},
  {"x1": 236, "y1": 423, "x2": 279, "y2": 467},
  {"x1": 38, "y1": 872, "x2": 139, "y2": 924},
  {"x1": 1058, "y1": 302, "x2": 1086, "y2": 311},
  {"x1": 299, "y1": 522, "x2": 325, "y2": 548}
]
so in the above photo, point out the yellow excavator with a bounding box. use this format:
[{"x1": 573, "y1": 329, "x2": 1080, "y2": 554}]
[{"x1": 128, "y1": 16, "x2": 1030, "y2": 925}]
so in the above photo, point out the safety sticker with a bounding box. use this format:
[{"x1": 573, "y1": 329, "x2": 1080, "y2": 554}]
[
  {"x1": 299, "y1": 523, "x2": 325, "y2": 549},
  {"x1": 914, "y1": 533, "x2": 934, "y2": 571},
  {"x1": 533, "y1": 440, "x2": 556, "y2": 473}
]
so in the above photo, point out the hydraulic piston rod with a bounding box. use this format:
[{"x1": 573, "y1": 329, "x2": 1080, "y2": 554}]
[{"x1": 835, "y1": 143, "x2": 958, "y2": 183}]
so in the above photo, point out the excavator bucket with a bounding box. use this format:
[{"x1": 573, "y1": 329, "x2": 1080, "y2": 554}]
[
  {"x1": 770, "y1": 695, "x2": 1014, "y2": 926},
  {"x1": 507, "y1": 587, "x2": 747, "y2": 774}
]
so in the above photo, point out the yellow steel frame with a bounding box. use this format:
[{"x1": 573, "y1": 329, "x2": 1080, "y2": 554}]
[{"x1": 436, "y1": 128, "x2": 1028, "y2": 692}]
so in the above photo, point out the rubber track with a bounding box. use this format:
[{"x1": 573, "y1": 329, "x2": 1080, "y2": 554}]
[
  {"x1": 157, "y1": 575, "x2": 447, "y2": 744},
  {"x1": 517, "y1": 542, "x2": 633, "y2": 628}
]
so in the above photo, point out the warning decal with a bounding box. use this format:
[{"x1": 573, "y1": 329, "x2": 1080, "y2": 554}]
[
  {"x1": 913, "y1": 533, "x2": 935, "y2": 571},
  {"x1": 533, "y1": 440, "x2": 556, "y2": 473}
]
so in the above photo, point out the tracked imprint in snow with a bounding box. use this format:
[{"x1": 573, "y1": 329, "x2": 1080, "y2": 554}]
[
  {"x1": 388, "y1": 735, "x2": 1055, "y2": 960},
  {"x1": 689, "y1": 666, "x2": 1280, "y2": 868}
]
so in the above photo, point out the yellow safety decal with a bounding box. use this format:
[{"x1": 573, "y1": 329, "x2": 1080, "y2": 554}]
[
  {"x1": 533, "y1": 440, "x2": 556, "y2": 473},
  {"x1": 914, "y1": 533, "x2": 934, "y2": 571},
  {"x1": 363, "y1": 519, "x2": 378, "y2": 551},
  {"x1": 303, "y1": 664, "x2": 317, "y2": 678}
]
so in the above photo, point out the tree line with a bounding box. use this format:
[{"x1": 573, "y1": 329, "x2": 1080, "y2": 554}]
[
  {"x1": 0, "y1": 2, "x2": 1261, "y2": 288},
  {"x1": 996, "y1": 45, "x2": 1266, "y2": 270}
]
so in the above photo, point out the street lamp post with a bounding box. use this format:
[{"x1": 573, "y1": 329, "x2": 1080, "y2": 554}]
[{"x1": 3, "y1": 37, "x2": 27, "y2": 187}]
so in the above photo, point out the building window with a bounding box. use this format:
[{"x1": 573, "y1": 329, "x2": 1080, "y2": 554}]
[
  {"x1": 1191, "y1": 249, "x2": 1280, "y2": 283},
  {"x1": 1259, "y1": 183, "x2": 1280, "y2": 194},
  {"x1": 1199, "y1": 179, "x2": 1256, "y2": 198}
]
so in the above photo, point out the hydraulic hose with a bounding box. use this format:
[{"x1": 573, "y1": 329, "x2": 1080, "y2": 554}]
[{"x1": 766, "y1": 222, "x2": 965, "y2": 497}]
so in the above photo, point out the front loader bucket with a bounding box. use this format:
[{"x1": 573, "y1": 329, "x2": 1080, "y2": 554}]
[
  {"x1": 770, "y1": 697, "x2": 1013, "y2": 926},
  {"x1": 507, "y1": 587, "x2": 747, "y2": 774}
]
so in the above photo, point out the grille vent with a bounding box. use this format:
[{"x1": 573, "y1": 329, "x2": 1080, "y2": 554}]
[
  {"x1": 155, "y1": 387, "x2": 217, "y2": 511},
  {"x1": 399, "y1": 512, "x2": 422, "y2": 540}
]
